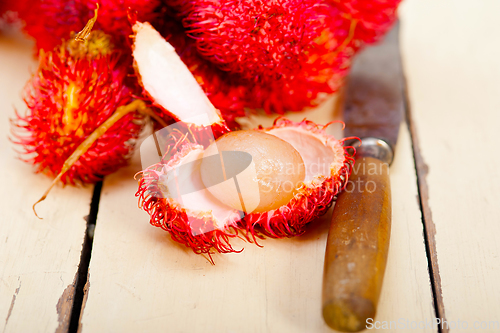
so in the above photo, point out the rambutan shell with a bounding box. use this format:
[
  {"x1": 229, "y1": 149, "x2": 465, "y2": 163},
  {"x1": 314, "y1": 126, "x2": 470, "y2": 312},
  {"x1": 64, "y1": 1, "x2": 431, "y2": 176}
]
[
  {"x1": 327, "y1": 0, "x2": 402, "y2": 43},
  {"x1": 132, "y1": 21, "x2": 224, "y2": 127},
  {"x1": 132, "y1": 21, "x2": 231, "y2": 148},
  {"x1": 157, "y1": 17, "x2": 249, "y2": 129},
  {"x1": 136, "y1": 119, "x2": 353, "y2": 257}
]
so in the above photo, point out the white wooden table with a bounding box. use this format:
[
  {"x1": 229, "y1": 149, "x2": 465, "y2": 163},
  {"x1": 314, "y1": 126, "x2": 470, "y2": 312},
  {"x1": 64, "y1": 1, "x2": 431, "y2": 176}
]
[{"x1": 1, "y1": 0, "x2": 499, "y2": 332}]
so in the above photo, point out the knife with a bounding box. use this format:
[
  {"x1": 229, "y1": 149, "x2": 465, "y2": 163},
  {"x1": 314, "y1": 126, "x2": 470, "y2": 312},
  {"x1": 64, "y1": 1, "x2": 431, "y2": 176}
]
[{"x1": 322, "y1": 23, "x2": 404, "y2": 332}]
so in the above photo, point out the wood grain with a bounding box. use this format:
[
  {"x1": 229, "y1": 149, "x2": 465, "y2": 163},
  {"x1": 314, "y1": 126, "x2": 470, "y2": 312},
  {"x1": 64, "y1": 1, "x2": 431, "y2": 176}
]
[
  {"x1": 400, "y1": 0, "x2": 500, "y2": 331},
  {"x1": 0, "y1": 32, "x2": 93, "y2": 332}
]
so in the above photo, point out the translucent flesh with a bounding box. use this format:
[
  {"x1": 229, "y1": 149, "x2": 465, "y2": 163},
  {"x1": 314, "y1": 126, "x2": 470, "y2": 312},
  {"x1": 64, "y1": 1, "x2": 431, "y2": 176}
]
[{"x1": 200, "y1": 130, "x2": 306, "y2": 213}]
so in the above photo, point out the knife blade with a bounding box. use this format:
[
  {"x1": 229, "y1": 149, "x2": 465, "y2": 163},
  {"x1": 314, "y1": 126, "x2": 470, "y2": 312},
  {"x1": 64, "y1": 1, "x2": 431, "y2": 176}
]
[{"x1": 322, "y1": 23, "x2": 404, "y2": 332}]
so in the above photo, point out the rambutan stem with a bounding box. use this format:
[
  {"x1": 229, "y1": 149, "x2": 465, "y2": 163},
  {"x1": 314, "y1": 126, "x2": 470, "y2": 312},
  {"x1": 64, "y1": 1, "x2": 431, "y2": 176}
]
[
  {"x1": 74, "y1": 3, "x2": 99, "y2": 42},
  {"x1": 33, "y1": 99, "x2": 155, "y2": 218}
]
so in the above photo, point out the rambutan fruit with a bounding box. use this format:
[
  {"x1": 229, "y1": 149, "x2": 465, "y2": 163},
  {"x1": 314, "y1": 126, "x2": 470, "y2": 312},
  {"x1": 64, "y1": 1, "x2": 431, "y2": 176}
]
[
  {"x1": 132, "y1": 22, "x2": 353, "y2": 260},
  {"x1": 11, "y1": 0, "x2": 89, "y2": 52},
  {"x1": 136, "y1": 118, "x2": 352, "y2": 260},
  {"x1": 10, "y1": 0, "x2": 162, "y2": 52},
  {"x1": 179, "y1": 1, "x2": 336, "y2": 82},
  {"x1": 11, "y1": 31, "x2": 145, "y2": 187},
  {"x1": 166, "y1": 0, "x2": 400, "y2": 114}
]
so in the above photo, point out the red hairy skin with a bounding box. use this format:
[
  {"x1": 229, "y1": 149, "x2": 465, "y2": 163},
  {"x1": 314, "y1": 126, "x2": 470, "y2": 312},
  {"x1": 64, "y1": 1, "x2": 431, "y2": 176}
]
[
  {"x1": 180, "y1": 1, "x2": 343, "y2": 82},
  {"x1": 4, "y1": 0, "x2": 89, "y2": 52},
  {"x1": 0, "y1": 0, "x2": 19, "y2": 25},
  {"x1": 136, "y1": 173, "x2": 244, "y2": 260},
  {"x1": 91, "y1": 0, "x2": 163, "y2": 48},
  {"x1": 136, "y1": 142, "x2": 244, "y2": 261},
  {"x1": 239, "y1": 2, "x2": 358, "y2": 113},
  {"x1": 156, "y1": 121, "x2": 231, "y2": 159},
  {"x1": 166, "y1": 0, "x2": 401, "y2": 113},
  {"x1": 327, "y1": 0, "x2": 402, "y2": 43},
  {"x1": 9, "y1": 0, "x2": 162, "y2": 52},
  {"x1": 135, "y1": 119, "x2": 354, "y2": 260},
  {"x1": 152, "y1": 6, "x2": 346, "y2": 116},
  {"x1": 11, "y1": 34, "x2": 144, "y2": 185}
]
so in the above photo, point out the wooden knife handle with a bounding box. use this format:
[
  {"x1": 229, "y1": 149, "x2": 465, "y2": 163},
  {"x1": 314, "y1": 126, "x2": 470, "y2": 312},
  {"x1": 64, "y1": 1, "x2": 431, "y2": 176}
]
[{"x1": 322, "y1": 156, "x2": 391, "y2": 332}]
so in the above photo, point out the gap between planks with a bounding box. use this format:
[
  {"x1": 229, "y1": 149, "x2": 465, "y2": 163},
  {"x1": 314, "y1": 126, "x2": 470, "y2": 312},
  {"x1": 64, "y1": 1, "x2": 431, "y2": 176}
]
[
  {"x1": 66, "y1": 182, "x2": 102, "y2": 333},
  {"x1": 404, "y1": 71, "x2": 447, "y2": 333}
]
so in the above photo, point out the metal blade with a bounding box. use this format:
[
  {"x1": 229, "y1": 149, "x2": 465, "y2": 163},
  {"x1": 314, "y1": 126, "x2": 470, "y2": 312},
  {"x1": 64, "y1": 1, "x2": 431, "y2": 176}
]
[{"x1": 343, "y1": 22, "x2": 404, "y2": 151}]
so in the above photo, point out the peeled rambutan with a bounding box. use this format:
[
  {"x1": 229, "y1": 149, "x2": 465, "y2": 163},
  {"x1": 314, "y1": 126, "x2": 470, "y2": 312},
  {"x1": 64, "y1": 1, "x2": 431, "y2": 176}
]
[
  {"x1": 11, "y1": 31, "x2": 144, "y2": 185},
  {"x1": 132, "y1": 22, "x2": 353, "y2": 260},
  {"x1": 136, "y1": 119, "x2": 352, "y2": 259}
]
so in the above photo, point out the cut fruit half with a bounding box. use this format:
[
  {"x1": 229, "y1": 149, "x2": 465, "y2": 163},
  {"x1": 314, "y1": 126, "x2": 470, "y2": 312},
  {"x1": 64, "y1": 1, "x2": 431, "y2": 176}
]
[
  {"x1": 132, "y1": 21, "x2": 226, "y2": 130},
  {"x1": 136, "y1": 119, "x2": 353, "y2": 260}
]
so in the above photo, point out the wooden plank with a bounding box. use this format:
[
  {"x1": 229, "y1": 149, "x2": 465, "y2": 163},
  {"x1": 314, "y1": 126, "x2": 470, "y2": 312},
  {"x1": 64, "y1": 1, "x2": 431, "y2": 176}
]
[
  {"x1": 400, "y1": 0, "x2": 500, "y2": 331},
  {"x1": 79, "y1": 89, "x2": 433, "y2": 332},
  {"x1": 0, "y1": 31, "x2": 93, "y2": 332}
]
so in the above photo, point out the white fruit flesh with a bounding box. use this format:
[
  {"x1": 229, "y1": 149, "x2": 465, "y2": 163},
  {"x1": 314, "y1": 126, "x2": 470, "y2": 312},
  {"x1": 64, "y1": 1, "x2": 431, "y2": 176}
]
[
  {"x1": 132, "y1": 22, "x2": 222, "y2": 127},
  {"x1": 158, "y1": 146, "x2": 242, "y2": 233},
  {"x1": 200, "y1": 131, "x2": 306, "y2": 213},
  {"x1": 266, "y1": 126, "x2": 343, "y2": 181}
]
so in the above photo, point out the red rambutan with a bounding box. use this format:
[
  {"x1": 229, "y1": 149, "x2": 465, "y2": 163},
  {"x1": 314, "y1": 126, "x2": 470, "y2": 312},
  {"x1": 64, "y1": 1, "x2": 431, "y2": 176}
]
[
  {"x1": 10, "y1": 0, "x2": 162, "y2": 52},
  {"x1": 91, "y1": 0, "x2": 163, "y2": 47},
  {"x1": 166, "y1": 0, "x2": 400, "y2": 113},
  {"x1": 11, "y1": 31, "x2": 144, "y2": 186}
]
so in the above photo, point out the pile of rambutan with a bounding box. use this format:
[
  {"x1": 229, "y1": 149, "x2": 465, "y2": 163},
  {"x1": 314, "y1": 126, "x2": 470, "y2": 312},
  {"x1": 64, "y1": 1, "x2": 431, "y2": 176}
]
[{"x1": 4, "y1": 0, "x2": 401, "y2": 259}]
